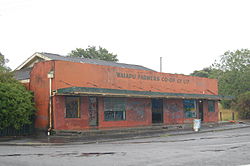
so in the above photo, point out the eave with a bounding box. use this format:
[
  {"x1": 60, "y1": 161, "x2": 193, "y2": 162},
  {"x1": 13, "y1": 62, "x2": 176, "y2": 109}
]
[{"x1": 56, "y1": 86, "x2": 234, "y2": 100}]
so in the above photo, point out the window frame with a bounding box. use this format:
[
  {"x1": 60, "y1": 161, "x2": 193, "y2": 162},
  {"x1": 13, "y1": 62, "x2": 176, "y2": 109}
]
[
  {"x1": 208, "y1": 100, "x2": 215, "y2": 112},
  {"x1": 183, "y1": 99, "x2": 197, "y2": 118},
  {"x1": 65, "y1": 96, "x2": 80, "y2": 118},
  {"x1": 104, "y1": 97, "x2": 126, "y2": 121}
]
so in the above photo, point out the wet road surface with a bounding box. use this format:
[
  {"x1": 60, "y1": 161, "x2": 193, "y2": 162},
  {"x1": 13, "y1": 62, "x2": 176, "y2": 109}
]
[{"x1": 1, "y1": 127, "x2": 250, "y2": 166}]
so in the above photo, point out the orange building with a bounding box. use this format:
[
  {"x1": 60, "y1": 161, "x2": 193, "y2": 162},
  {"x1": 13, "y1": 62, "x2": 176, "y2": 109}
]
[{"x1": 15, "y1": 52, "x2": 223, "y2": 132}]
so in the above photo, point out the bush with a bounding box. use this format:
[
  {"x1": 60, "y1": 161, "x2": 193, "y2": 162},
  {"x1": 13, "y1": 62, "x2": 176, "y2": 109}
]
[
  {"x1": 234, "y1": 91, "x2": 250, "y2": 119},
  {"x1": 0, "y1": 80, "x2": 35, "y2": 129}
]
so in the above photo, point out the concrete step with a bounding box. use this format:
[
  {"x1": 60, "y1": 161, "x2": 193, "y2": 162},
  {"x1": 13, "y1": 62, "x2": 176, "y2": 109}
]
[{"x1": 53, "y1": 124, "x2": 195, "y2": 137}]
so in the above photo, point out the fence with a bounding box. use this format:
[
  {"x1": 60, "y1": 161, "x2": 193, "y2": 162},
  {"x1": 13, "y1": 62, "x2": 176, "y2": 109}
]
[{"x1": 0, "y1": 123, "x2": 34, "y2": 137}]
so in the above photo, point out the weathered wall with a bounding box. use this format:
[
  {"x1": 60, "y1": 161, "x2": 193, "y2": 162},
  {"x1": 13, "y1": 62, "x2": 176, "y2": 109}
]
[
  {"x1": 98, "y1": 98, "x2": 151, "y2": 128},
  {"x1": 53, "y1": 96, "x2": 90, "y2": 130},
  {"x1": 163, "y1": 99, "x2": 185, "y2": 124},
  {"x1": 163, "y1": 99, "x2": 219, "y2": 124},
  {"x1": 29, "y1": 61, "x2": 55, "y2": 129},
  {"x1": 53, "y1": 61, "x2": 218, "y2": 96},
  {"x1": 203, "y1": 100, "x2": 219, "y2": 123},
  {"x1": 53, "y1": 96, "x2": 152, "y2": 130}
]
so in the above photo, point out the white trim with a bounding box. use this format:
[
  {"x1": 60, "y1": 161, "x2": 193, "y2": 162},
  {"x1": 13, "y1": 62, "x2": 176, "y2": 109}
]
[
  {"x1": 15, "y1": 52, "x2": 51, "y2": 70},
  {"x1": 20, "y1": 79, "x2": 30, "y2": 83}
]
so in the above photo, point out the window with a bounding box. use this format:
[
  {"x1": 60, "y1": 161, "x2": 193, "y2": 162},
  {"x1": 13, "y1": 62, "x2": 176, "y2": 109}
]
[
  {"x1": 65, "y1": 97, "x2": 80, "y2": 118},
  {"x1": 104, "y1": 98, "x2": 126, "y2": 121},
  {"x1": 208, "y1": 100, "x2": 215, "y2": 112},
  {"x1": 183, "y1": 99, "x2": 197, "y2": 118}
]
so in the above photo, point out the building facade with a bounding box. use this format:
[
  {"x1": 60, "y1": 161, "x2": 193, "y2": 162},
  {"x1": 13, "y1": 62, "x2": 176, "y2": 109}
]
[{"x1": 15, "y1": 53, "x2": 221, "y2": 131}]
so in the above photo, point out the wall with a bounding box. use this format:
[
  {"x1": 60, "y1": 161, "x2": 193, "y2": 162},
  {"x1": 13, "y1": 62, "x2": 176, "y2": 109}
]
[
  {"x1": 29, "y1": 61, "x2": 55, "y2": 129},
  {"x1": 163, "y1": 99, "x2": 185, "y2": 124},
  {"x1": 53, "y1": 61, "x2": 218, "y2": 96},
  {"x1": 97, "y1": 98, "x2": 152, "y2": 128},
  {"x1": 53, "y1": 96, "x2": 90, "y2": 130},
  {"x1": 163, "y1": 99, "x2": 219, "y2": 124},
  {"x1": 203, "y1": 100, "x2": 219, "y2": 123},
  {"x1": 53, "y1": 96, "x2": 152, "y2": 130}
]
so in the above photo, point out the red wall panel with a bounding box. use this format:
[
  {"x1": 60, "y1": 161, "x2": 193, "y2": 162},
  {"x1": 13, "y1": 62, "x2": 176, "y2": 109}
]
[
  {"x1": 163, "y1": 99, "x2": 185, "y2": 125},
  {"x1": 53, "y1": 61, "x2": 218, "y2": 96},
  {"x1": 53, "y1": 96, "x2": 90, "y2": 130},
  {"x1": 98, "y1": 98, "x2": 151, "y2": 128},
  {"x1": 29, "y1": 61, "x2": 55, "y2": 129}
]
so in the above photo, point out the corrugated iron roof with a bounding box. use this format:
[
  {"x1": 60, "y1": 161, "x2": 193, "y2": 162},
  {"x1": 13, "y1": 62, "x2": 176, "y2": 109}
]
[
  {"x1": 15, "y1": 52, "x2": 154, "y2": 80},
  {"x1": 41, "y1": 52, "x2": 154, "y2": 71}
]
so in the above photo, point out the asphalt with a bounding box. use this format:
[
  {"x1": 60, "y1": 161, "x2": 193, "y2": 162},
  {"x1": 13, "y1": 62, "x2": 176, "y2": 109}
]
[{"x1": 0, "y1": 121, "x2": 250, "y2": 146}]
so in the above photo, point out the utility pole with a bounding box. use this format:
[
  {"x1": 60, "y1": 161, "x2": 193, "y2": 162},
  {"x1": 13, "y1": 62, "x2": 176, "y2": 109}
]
[{"x1": 160, "y1": 57, "x2": 162, "y2": 72}]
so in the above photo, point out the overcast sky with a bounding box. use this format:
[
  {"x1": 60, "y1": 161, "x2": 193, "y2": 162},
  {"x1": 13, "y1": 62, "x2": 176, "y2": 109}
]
[{"x1": 1, "y1": 0, "x2": 250, "y2": 74}]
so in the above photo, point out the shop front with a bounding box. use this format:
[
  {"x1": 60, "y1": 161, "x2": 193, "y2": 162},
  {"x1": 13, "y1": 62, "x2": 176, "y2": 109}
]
[{"x1": 15, "y1": 52, "x2": 222, "y2": 131}]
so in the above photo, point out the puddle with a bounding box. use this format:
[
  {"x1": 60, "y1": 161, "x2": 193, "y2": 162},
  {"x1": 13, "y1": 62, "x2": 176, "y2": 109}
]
[
  {"x1": 200, "y1": 137, "x2": 219, "y2": 140},
  {"x1": 229, "y1": 146, "x2": 239, "y2": 149},
  {"x1": 201, "y1": 149, "x2": 225, "y2": 152},
  {"x1": 0, "y1": 153, "x2": 44, "y2": 157},
  {"x1": 201, "y1": 146, "x2": 241, "y2": 153},
  {"x1": 0, "y1": 152, "x2": 125, "y2": 157},
  {"x1": 78, "y1": 152, "x2": 116, "y2": 157}
]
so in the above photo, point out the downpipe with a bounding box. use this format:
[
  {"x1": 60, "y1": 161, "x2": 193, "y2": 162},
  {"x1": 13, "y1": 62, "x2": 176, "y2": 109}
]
[{"x1": 47, "y1": 71, "x2": 54, "y2": 136}]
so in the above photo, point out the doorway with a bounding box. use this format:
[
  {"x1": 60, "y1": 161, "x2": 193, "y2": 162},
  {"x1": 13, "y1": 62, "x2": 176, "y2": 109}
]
[
  {"x1": 88, "y1": 97, "x2": 98, "y2": 126},
  {"x1": 198, "y1": 100, "x2": 204, "y2": 121},
  {"x1": 152, "y1": 99, "x2": 163, "y2": 123}
]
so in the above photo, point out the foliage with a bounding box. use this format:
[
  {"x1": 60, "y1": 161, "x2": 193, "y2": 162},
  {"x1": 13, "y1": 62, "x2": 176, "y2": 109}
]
[
  {"x1": 190, "y1": 67, "x2": 221, "y2": 78},
  {"x1": 0, "y1": 81, "x2": 35, "y2": 129},
  {"x1": 212, "y1": 49, "x2": 250, "y2": 71},
  {"x1": 211, "y1": 49, "x2": 250, "y2": 109},
  {"x1": 233, "y1": 91, "x2": 250, "y2": 119},
  {"x1": 68, "y1": 46, "x2": 118, "y2": 62},
  {"x1": 190, "y1": 49, "x2": 250, "y2": 110},
  {"x1": 190, "y1": 68, "x2": 211, "y2": 78},
  {"x1": 0, "y1": 52, "x2": 10, "y2": 73},
  {"x1": 0, "y1": 52, "x2": 35, "y2": 129}
]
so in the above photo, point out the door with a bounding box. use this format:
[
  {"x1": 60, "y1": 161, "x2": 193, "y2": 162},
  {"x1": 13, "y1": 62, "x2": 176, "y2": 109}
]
[
  {"x1": 89, "y1": 97, "x2": 98, "y2": 126},
  {"x1": 152, "y1": 99, "x2": 163, "y2": 123},
  {"x1": 198, "y1": 100, "x2": 204, "y2": 121}
]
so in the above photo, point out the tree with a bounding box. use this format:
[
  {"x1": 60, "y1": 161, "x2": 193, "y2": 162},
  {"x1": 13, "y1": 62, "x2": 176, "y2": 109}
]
[
  {"x1": 0, "y1": 52, "x2": 10, "y2": 73},
  {"x1": 0, "y1": 53, "x2": 35, "y2": 129},
  {"x1": 68, "y1": 46, "x2": 118, "y2": 62},
  {"x1": 211, "y1": 49, "x2": 250, "y2": 108},
  {"x1": 190, "y1": 67, "x2": 220, "y2": 78},
  {"x1": 233, "y1": 91, "x2": 250, "y2": 119},
  {"x1": 213, "y1": 49, "x2": 250, "y2": 71}
]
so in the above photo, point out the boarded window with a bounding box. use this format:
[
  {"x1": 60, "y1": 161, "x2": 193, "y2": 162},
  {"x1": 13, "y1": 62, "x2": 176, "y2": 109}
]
[
  {"x1": 183, "y1": 99, "x2": 197, "y2": 118},
  {"x1": 65, "y1": 97, "x2": 80, "y2": 118},
  {"x1": 208, "y1": 100, "x2": 215, "y2": 112},
  {"x1": 104, "y1": 98, "x2": 126, "y2": 121}
]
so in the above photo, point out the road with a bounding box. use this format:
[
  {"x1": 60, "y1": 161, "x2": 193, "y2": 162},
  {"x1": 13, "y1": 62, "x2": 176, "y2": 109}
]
[{"x1": 0, "y1": 127, "x2": 250, "y2": 166}]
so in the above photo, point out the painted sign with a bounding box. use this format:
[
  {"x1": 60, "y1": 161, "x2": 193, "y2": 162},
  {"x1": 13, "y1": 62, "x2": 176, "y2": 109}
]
[
  {"x1": 54, "y1": 61, "x2": 218, "y2": 95},
  {"x1": 116, "y1": 72, "x2": 190, "y2": 84}
]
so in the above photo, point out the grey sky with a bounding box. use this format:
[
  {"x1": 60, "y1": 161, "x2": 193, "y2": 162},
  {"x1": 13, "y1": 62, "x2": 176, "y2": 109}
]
[{"x1": 1, "y1": 0, "x2": 250, "y2": 74}]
